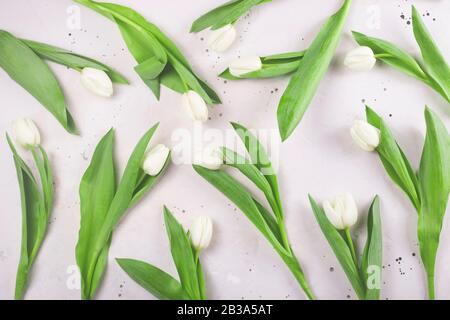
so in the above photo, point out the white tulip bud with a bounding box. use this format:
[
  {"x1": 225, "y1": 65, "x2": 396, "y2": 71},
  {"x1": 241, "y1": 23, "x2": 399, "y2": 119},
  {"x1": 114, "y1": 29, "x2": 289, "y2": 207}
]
[
  {"x1": 190, "y1": 216, "x2": 213, "y2": 251},
  {"x1": 208, "y1": 24, "x2": 237, "y2": 53},
  {"x1": 182, "y1": 90, "x2": 208, "y2": 122},
  {"x1": 12, "y1": 117, "x2": 41, "y2": 149},
  {"x1": 350, "y1": 120, "x2": 381, "y2": 151},
  {"x1": 80, "y1": 67, "x2": 113, "y2": 97},
  {"x1": 193, "y1": 148, "x2": 223, "y2": 170},
  {"x1": 344, "y1": 46, "x2": 376, "y2": 71},
  {"x1": 323, "y1": 193, "x2": 358, "y2": 230},
  {"x1": 142, "y1": 144, "x2": 170, "y2": 176},
  {"x1": 229, "y1": 56, "x2": 262, "y2": 77}
]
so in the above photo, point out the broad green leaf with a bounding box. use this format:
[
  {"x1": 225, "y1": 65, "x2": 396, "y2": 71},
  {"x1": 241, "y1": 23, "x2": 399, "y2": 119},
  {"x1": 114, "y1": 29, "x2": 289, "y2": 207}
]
[
  {"x1": 116, "y1": 258, "x2": 190, "y2": 300},
  {"x1": 365, "y1": 106, "x2": 420, "y2": 210},
  {"x1": 21, "y1": 38, "x2": 128, "y2": 84},
  {"x1": 163, "y1": 207, "x2": 201, "y2": 299},
  {"x1": 352, "y1": 31, "x2": 428, "y2": 82},
  {"x1": 76, "y1": 129, "x2": 116, "y2": 300},
  {"x1": 277, "y1": 0, "x2": 352, "y2": 141},
  {"x1": 361, "y1": 196, "x2": 382, "y2": 300},
  {"x1": 309, "y1": 195, "x2": 365, "y2": 299},
  {"x1": 411, "y1": 6, "x2": 450, "y2": 103},
  {"x1": 263, "y1": 51, "x2": 306, "y2": 62},
  {"x1": 190, "y1": 0, "x2": 269, "y2": 32},
  {"x1": 160, "y1": 65, "x2": 185, "y2": 93},
  {"x1": 193, "y1": 165, "x2": 289, "y2": 256},
  {"x1": 417, "y1": 107, "x2": 450, "y2": 299},
  {"x1": 0, "y1": 31, "x2": 77, "y2": 134}
]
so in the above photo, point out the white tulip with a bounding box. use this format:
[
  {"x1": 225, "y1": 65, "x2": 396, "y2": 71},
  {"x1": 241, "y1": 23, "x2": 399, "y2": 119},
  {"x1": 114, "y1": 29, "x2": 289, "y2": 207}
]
[
  {"x1": 344, "y1": 46, "x2": 376, "y2": 71},
  {"x1": 80, "y1": 67, "x2": 113, "y2": 97},
  {"x1": 182, "y1": 90, "x2": 208, "y2": 122},
  {"x1": 229, "y1": 56, "x2": 262, "y2": 77},
  {"x1": 193, "y1": 148, "x2": 223, "y2": 170},
  {"x1": 350, "y1": 120, "x2": 381, "y2": 151},
  {"x1": 12, "y1": 117, "x2": 41, "y2": 149},
  {"x1": 190, "y1": 216, "x2": 213, "y2": 251},
  {"x1": 323, "y1": 193, "x2": 358, "y2": 230},
  {"x1": 142, "y1": 144, "x2": 170, "y2": 176},
  {"x1": 208, "y1": 24, "x2": 237, "y2": 53}
]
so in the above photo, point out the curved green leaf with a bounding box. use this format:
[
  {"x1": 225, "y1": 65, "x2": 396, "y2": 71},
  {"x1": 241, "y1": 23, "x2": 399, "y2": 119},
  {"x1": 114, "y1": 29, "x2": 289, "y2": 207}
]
[
  {"x1": 412, "y1": 6, "x2": 450, "y2": 103},
  {"x1": 361, "y1": 196, "x2": 382, "y2": 300},
  {"x1": 365, "y1": 106, "x2": 420, "y2": 210},
  {"x1": 352, "y1": 31, "x2": 428, "y2": 82},
  {"x1": 0, "y1": 31, "x2": 77, "y2": 134},
  {"x1": 163, "y1": 207, "x2": 201, "y2": 299}
]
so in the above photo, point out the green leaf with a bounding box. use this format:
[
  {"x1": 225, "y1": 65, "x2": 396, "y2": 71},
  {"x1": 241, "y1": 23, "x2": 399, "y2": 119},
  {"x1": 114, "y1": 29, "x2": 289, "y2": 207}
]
[
  {"x1": 411, "y1": 6, "x2": 450, "y2": 103},
  {"x1": 220, "y1": 51, "x2": 306, "y2": 80},
  {"x1": 190, "y1": 0, "x2": 269, "y2": 33},
  {"x1": 76, "y1": 129, "x2": 116, "y2": 300},
  {"x1": 163, "y1": 207, "x2": 201, "y2": 299},
  {"x1": 0, "y1": 30, "x2": 77, "y2": 134},
  {"x1": 76, "y1": 0, "x2": 220, "y2": 104},
  {"x1": 116, "y1": 258, "x2": 190, "y2": 300},
  {"x1": 6, "y1": 135, "x2": 51, "y2": 300},
  {"x1": 196, "y1": 258, "x2": 207, "y2": 300},
  {"x1": 352, "y1": 31, "x2": 428, "y2": 82},
  {"x1": 365, "y1": 106, "x2": 420, "y2": 210},
  {"x1": 309, "y1": 195, "x2": 366, "y2": 299},
  {"x1": 76, "y1": 124, "x2": 168, "y2": 299},
  {"x1": 277, "y1": 0, "x2": 352, "y2": 141},
  {"x1": 361, "y1": 196, "x2": 383, "y2": 300},
  {"x1": 193, "y1": 165, "x2": 289, "y2": 257},
  {"x1": 231, "y1": 122, "x2": 283, "y2": 218},
  {"x1": 21, "y1": 38, "x2": 128, "y2": 84},
  {"x1": 222, "y1": 147, "x2": 281, "y2": 221},
  {"x1": 417, "y1": 107, "x2": 450, "y2": 299}
]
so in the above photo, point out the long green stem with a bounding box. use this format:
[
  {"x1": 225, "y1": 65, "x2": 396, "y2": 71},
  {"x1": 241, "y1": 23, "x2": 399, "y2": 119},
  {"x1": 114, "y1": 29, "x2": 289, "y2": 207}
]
[
  {"x1": 344, "y1": 228, "x2": 358, "y2": 267},
  {"x1": 427, "y1": 273, "x2": 435, "y2": 300}
]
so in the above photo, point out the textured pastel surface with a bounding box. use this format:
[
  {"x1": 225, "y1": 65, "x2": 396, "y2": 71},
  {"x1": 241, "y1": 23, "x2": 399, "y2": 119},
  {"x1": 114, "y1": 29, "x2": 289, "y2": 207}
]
[{"x1": 0, "y1": 0, "x2": 449, "y2": 300}]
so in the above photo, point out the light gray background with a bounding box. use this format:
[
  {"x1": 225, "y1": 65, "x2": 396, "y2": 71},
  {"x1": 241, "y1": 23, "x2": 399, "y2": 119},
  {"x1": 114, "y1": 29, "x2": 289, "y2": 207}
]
[{"x1": 0, "y1": 0, "x2": 449, "y2": 300}]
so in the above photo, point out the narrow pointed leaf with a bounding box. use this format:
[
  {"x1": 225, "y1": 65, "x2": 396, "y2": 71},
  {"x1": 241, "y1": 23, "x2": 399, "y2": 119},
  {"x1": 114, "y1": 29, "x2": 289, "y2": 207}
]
[
  {"x1": 352, "y1": 31, "x2": 428, "y2": 82},
  {"x1": 361, "y1": 196, "x2": 383, "y2": 300},
  {"x1": 411, "y1": 6, "x2": 450, "y2": 102},
  {"x1": 417, "y1": 107, "x2": 450, "y2": 297},
  {"x1": 365, "y1": 106, "x2": 420, "y2": 210},
  {"x1": 76, "y1": 129, "x2": 116, "y2": 300},
  {"x1": 0, "y1": 31, "x2": 76, "y2": 134}
]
